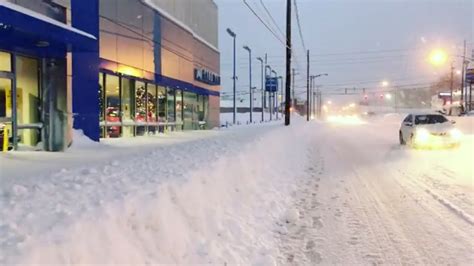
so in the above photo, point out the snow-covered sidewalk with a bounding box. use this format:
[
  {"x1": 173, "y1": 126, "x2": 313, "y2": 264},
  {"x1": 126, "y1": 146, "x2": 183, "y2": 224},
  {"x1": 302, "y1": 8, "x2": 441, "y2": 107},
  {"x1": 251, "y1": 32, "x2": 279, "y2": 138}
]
[
  {"x1": 0, "y1": 118, "x2": 313, "y2": 264},
  {"x1": 1, "y1": 114, "x2": 473, "y2": 265}
]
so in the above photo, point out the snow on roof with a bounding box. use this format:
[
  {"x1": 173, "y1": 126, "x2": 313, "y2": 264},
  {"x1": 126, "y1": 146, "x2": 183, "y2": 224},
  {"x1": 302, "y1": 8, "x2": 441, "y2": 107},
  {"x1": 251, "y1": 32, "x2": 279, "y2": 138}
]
[
  {"x1": 142, "y1": 0, "x2": 219, "y2": 53},
  {"x1": 0, "y1": 1, "x2": 97, "y2": 40}
]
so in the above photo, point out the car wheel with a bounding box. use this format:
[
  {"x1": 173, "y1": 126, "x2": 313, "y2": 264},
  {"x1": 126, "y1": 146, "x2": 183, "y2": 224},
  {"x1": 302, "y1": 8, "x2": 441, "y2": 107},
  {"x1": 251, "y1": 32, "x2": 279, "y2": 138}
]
[{"x1": 399, "y1": 131, "x2": 406, "y2": 145}]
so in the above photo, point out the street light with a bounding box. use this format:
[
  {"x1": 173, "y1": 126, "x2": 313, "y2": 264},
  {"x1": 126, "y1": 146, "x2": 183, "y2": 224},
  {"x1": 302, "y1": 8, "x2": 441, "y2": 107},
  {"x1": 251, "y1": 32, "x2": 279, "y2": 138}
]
[
  {"x1": 243, "y1": 45, "x2": 253, "y2": 123},
  {"x1": 381, "y1": 80, "x2": 389, "y2": 87},
  {"x1": 272, "y1": 69, "x2": 278, "y2": 119},
  {"x1": 429, "y1": 49, "x2": 448, "y2": 66},
  {"x1": 256, "y1": 57, "x2": 264, "y2": 122},
  {"x1": 266, "y1": 65, "x2": 273, "y2": 120},
  {"x1": 278, "y1": 76, "x2": 284, "y2": 119},
  {"x1": 226, "y1": 28, "x2": 237, "y2": 124},
  {"x1": 310, "y1": 73, "x2": 328, "y2": 118}
]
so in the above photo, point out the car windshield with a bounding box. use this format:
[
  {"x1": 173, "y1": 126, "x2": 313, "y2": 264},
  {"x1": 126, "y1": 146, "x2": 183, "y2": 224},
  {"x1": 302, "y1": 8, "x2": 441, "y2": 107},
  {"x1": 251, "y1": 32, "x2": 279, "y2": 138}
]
[{"x1": 414, "y1": 115, "x2": 448, "y2": 125}]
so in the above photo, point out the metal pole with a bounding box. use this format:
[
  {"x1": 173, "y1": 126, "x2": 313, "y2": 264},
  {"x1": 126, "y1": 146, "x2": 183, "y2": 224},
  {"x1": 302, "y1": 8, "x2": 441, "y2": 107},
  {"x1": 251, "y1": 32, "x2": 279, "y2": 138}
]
[
  {"x1": 285, "y1": 0, "x2": 292, "y2": 126},
  {"x1": 257, "y1": 57, "x2": 264, "y2": 122},
  {"x1": 244, "y1": 46, "x2": 252, "y2": 123},
  {"x1": 249, "y1": 49, "x2": 252, "y2": 123},
  {"x1": 265, "y1": 54, "x2": 267, "y2": 111},
  {"x1": 470, "y1": 82, "x2": 472, "y2": 111},
  {"x1": 311, "y1": 77, "x2": 315, "y2": 118},
  {"x1": 280, "y1": 76, "x2": 284, "y2": 118},
  {"x1": 272, "y1": 70, "x2": 278, "y2": 119},
  {"x1": 233, "y1": 36, "x2": 236, "y2": 124},
  {"x1": 450, "y1": 62, "x2": 454, "y2": 106},
  {"x1": 11, "y1": 53, "x2": 17, "y2": 150},
  {"x1": 292, "y1": 68, "x2": 295, "y2": 108},
  {"x1": 306, "y1": 50, "x2": 310, "y2": 121},
  {"x1": 461, "y1": 40, "x2": 466, "y2": 107}
]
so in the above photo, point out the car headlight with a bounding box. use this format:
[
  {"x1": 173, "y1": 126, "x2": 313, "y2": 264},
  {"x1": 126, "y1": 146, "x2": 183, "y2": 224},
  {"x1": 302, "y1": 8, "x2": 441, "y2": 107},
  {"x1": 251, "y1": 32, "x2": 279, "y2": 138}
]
[
  {"x1": 450, "y1": 128, "x2": 463, "y2": 140},
  {"x1": 415, "y1": 128, "x2": 430, "y2": 143}
]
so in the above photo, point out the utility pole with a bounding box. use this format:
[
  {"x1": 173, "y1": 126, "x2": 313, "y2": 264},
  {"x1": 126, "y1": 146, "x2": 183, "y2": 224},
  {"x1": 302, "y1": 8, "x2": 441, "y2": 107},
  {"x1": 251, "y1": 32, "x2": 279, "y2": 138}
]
[
  {"x1": 306, "y1": 50, "x2": 310, "y2": 121},
  {"x1": 312, "y1": 77, "x2": 316, "y2": 118},
  {"x1": 257, "y1": 57, "x2": 264, "y2": 122},
  {"x1": 279, "y1": 76, "x2": 284, "y2": 118},
  {"x1": 284, "y1": 0, "x2": 292, "y2": 126},
  {"x1": 450, "y1": 61, "x2": 454, "y2": 105},
  {"x1": 243, "y1": 46, "x2": 252, "y2": 123},
  {"x1": 272, "y1": 70, "x2": 279, "y2": 119},
  {"x1": 461, "y1": 40, "x2": 466, "y2": 109},
  {"x1": 266, "y1": 65, "x2": 273, "y2": 121},
  {"x1": 226, "y1": 28, "x2": 237, "y2": 124},
  {"x1": 264, "y1": 53, "x2": 268, "y2": 111}
]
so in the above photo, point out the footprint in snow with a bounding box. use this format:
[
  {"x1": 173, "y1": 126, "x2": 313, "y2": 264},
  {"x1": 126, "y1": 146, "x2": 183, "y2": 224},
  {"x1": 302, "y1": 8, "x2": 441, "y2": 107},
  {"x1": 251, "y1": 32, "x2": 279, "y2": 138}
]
[
  {"x1": 305, "y1": 250, "x2": 322, "y2": 264},
  {"x1": 312, "y1": 217, "x2": 324, "y2": 229}
]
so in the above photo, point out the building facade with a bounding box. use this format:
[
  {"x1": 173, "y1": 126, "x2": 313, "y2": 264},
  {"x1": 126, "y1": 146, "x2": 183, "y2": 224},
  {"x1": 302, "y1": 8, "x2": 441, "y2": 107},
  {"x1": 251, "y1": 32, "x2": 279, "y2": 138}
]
[{"x1": 0, "y1": 0, "x2": 220, "y2": 151}]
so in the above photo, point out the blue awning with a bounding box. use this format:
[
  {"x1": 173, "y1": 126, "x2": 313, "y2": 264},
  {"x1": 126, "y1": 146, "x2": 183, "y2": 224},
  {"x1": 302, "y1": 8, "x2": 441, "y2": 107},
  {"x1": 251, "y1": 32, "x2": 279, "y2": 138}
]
[{"x1": 0, "y1": 1, "x2": 97, "y2": 58}]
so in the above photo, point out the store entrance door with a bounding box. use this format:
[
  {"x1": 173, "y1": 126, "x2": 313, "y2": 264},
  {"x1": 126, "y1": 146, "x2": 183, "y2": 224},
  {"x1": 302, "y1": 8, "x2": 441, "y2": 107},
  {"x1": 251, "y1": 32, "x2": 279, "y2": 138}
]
[{"x1": 0, "y1": 73, "x2": 15, "y2": 149}]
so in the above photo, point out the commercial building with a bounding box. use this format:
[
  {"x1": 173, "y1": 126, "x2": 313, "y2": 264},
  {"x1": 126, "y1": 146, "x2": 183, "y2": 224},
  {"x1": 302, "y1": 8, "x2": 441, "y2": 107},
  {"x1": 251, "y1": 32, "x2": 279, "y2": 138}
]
[{"x1": 0, "y1": 0, "x2": 220, "y2": 151}]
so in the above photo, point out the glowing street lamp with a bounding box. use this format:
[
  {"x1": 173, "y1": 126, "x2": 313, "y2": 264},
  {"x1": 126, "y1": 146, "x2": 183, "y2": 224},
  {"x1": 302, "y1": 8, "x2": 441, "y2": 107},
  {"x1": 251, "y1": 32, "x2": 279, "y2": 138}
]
[
  {"x1": 385, "y1": 93, "x2": 393, "y2": 100},
  {"x1": 381, "y1": 80, "x2": 389, "y2": 87},
  {"x1": 429, "y1": 49, "x2": 448, "y2": 66}
]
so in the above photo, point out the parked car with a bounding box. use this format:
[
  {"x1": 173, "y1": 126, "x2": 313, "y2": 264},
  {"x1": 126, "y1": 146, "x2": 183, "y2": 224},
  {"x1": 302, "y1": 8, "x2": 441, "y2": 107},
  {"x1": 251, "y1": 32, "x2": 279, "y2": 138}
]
[{"x1": 399, "y1": 113, "x2": 462, "y2": 149}]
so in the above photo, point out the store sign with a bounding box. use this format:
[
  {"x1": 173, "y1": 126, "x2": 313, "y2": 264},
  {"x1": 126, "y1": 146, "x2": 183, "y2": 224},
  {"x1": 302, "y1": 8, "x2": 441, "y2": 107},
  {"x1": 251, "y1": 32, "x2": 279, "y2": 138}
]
[{"x1": 194, "y1": 68, "x2": 220, "y2": 85}]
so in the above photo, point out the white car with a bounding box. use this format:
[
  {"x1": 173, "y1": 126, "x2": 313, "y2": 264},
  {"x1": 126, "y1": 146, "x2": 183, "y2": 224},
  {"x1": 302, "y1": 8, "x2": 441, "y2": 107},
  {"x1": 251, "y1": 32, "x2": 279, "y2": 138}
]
[{"x1": 399, "y1": 113, "x2": 462, "y2": 148}]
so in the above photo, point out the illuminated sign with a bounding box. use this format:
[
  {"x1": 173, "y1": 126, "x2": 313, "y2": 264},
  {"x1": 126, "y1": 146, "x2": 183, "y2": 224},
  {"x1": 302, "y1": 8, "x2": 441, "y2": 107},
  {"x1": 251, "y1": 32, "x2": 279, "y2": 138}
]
[{"x1": 194, "y1": 68, "x2": 220, "y2": 85}]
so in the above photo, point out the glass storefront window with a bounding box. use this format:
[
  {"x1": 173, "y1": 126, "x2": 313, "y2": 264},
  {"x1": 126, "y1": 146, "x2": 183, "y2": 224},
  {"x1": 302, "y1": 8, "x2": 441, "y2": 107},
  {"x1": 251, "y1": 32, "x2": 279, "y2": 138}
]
[
  {"x1": 99, "y1": 73, "x2": 105, "y2": 138},
  {"x1": 175, "y1": 89, "x2": 183, "y2": 131},
  {"x1": 147, "y1": 84, "x2": 157, "y2": 134},
  {"x1": 183, "y1": 92, "x2": 197, "y2": 130},
  {"x1": 0, "y1": 78, "x2": 12, "y2": 119},
  {"x1": 121, "y1": 77, "x2": 134, "y2": 137},
  {"x1": 105, "y1": 74, "x2": 120, "y2": 138},
  {"x1": 167, "y1": 88, "x2": 175, "y2": 123},
  {"x1": 135, "y1": 81, "x2": 146, "y2": 136},
  {"x1": 16, "y1": 55, "x2": 40, "y2": 147},
  {"x1": 167, "y1": 88, "x2": 176, "y2": 131},
  {"x1": 157, "y1": 86, "x2": 167, "y2": 132},
  {"x1": 0, "y1": 51, "x2": 11, "y2": 71},
  {"x1": 99, "y1": 73, "x2": 104, "y2": 122}
]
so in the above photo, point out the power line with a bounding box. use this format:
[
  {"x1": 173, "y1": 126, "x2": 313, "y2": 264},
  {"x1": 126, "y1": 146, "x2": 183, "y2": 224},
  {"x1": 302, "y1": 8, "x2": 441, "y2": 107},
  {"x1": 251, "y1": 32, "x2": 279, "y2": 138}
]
[
  {"x1": 258, "y1": 0, "x2": 286, "y2": 38},
  {"x1": 293, "y1": 0, "x2": 306, "y2": 51},
  {"x1": 242, "y1": 0, "x2": 288, "y2": 48}
]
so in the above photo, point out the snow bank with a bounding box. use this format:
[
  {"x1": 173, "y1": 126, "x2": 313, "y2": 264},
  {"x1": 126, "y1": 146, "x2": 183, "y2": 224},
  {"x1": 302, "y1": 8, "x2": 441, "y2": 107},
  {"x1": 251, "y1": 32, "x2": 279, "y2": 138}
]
[
  {"x1": 69, "y1": 129, "x2": 101, "y2": 150},
  {"x1": 2, "y1": 118, "x2": 312, "y2": 265}
]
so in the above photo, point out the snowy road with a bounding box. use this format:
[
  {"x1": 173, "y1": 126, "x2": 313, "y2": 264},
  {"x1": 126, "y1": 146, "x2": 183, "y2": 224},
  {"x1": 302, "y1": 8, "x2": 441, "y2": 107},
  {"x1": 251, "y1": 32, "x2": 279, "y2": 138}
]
[
  {"x1": 1, "y1": 114, "x2": 472, "y2": 265},
  {"x1": 280, "y1": 116, "x2": 474, "y2": 265}
]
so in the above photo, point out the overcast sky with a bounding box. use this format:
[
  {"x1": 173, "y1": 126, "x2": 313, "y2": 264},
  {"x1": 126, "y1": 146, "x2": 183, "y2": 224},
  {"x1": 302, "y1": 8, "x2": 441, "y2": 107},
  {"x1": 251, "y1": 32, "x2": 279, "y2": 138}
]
[{"x1": 215, "y1": 0, "x2": 473, "y2": 102}]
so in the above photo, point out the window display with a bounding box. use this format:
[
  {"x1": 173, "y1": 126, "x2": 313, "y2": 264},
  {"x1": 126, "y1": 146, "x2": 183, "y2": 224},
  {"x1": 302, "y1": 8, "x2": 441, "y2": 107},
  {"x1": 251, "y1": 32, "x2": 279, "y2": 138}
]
[
  {"x1": 97, "y1": 73, "x2": 209, "y2": 136},
  {"x1": 105, "y1": 74, "x2": 120, "y2": 138},
  {"x1": 135, "y1": 81, "x2": 146, "y2": 136},
  {"x1": 121, "y1": 77, "x2": 134, "y2": 137},
  {"x1": 147, "y1": 84, "x2": 157, "y2": 134},
  {"x1": 157, "y1": 86, "x2": 167, "y2": 132}
]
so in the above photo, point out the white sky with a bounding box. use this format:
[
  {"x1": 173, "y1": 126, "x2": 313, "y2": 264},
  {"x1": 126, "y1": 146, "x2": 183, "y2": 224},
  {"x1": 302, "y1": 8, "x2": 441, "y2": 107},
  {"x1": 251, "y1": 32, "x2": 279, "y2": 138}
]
[{"x1": 216, "y1": 0, "x2": 473, "y2": 101}]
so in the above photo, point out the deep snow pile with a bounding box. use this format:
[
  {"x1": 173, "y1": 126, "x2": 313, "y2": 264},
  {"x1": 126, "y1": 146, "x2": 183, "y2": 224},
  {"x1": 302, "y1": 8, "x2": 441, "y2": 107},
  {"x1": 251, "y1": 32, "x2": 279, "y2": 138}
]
[{"x1": 0, "y1": 118, "x2": 312, "y2": 264}]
